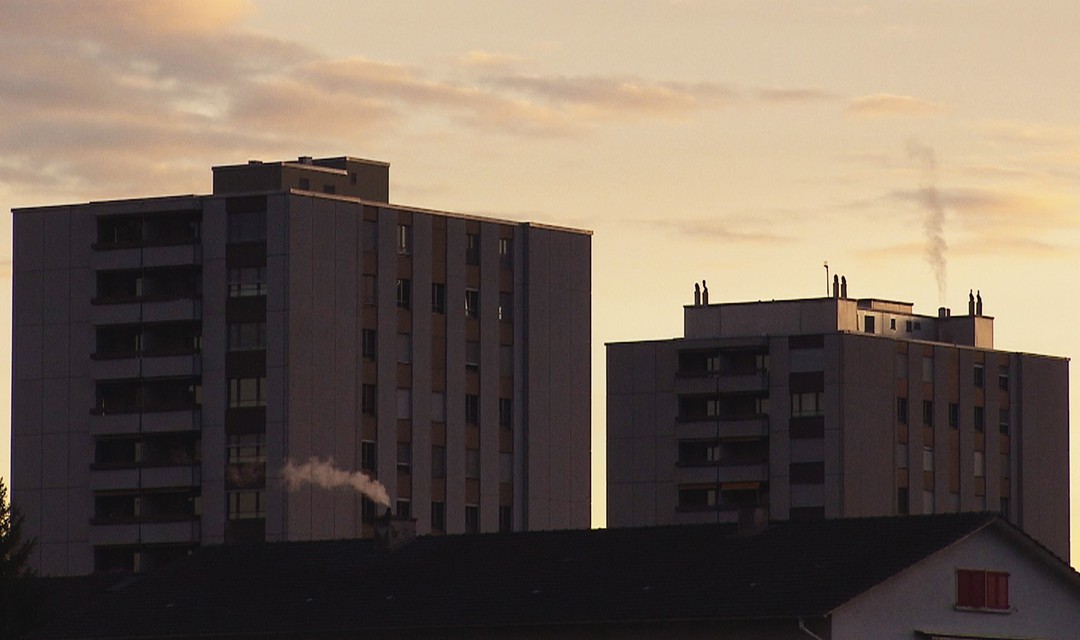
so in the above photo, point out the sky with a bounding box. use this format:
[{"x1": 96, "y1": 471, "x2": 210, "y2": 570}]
[{"x1": 3, "y1": 0, "x2": 1080, "y2": 558}]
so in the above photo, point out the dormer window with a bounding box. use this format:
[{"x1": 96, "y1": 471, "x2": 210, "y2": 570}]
[{"x1": 956, "y1": 568, "x2": 1009, "y2": 611}]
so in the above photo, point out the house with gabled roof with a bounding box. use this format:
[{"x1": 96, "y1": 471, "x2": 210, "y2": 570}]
[{"x1": 30, "y1": 513, "x2": 1080, "y2": 639}]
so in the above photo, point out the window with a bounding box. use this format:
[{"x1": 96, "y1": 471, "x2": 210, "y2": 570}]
[
  {"x1": 863, "y1": 315, "x2": 875, "y2": 334},
  {"x1": 362, "y1": 275, "x2": 376, "y2": 306},
  {"x1": 396, "y1": 389, "x2": 411, "y2": 420},
  {"x1": 465, "y1": 394, "x2": 479, "y2": 424},
  {"x1": 974, "y1": 363, "x2": 985, "y2": 388},
  {"x1": 228, "y1": 211, "x2": 266, "y2": 243},
  {"x1": 466, "y1": 449, "x2": 480, "y2": 479},
  {"x1": 397, "y1": 224, "x2": 411, "y2": 255},
  {"x1": 790, "y1": 462, "x2": 825, "y2": 485},
  {"x1": 498, "y1": 237, "x2": 513, "y2": 268},
  {"x1": 896, "y1": 397, "x2": 909, "y2": 424},
  {"x1": 466, "y1": 233, "x2": 480, "y2": 265},
  {"x1": 974, "y1": 406, "x2": 985, "y2": 433},
  {"x1": 679, "y1": 486, "x2": 717, "y2": 509},
  {"x1": 791, "y1": 392, "x2": 824, "y2": 417},
  {"x1": 1001, "y1": 453, "x2": 1010, "y2": 479},
  {"x1": 396, "y1": 442, "x2": 411, "y2": 474},
  {"x1": 498, "y1": 292, "x2": 513, "y2": 322},
  {"x1": 499, "y1": 398, "x2": 512, "y2": 429},
  {"x1": 361, "y1": 440, "x2": 376, "y2": 471},
  {"x1": 228, "y1": 323, "x2": 266, "y2": 351},
  {"x1": 890, "y1": 318, "x2": 896, "y2": 330},
  {"x1": 227, "y1": 490, "x2": 265, "y2": 520},
  {"x1": 897, "y1": 487, "x2": 909, "y2": 515},
  {"x1": 397, "y1": 333, "x2": 412, "y2": 364},
  {"x1": 465, "y1": 505, "x2": 479, "y2": 534},
  {"x1": 974, "y1": 451, "x2": 985, "y2": 477},
  {"x1": 396, "y1": 279, "x2": 412, "y2": 310},
  {"x1": 465, "y1": 289, "x2": 479, "y2": 318},
  {"x1": 395, "y1": 499, "x2": 411, "y2": 518},
  {"x1": 432, "y1": 446, "x2": 446, "y2": 478},
  {"x1": 362, "y1": 220, "x2": 377, "y2": 252},
  {"x1": 922, "y1": 356, "x2": 934, "y2": 382},
  {"x1": 228, "y1": 267, "x2": 266, "y2": 297},
  {"x1": 957, "y1": 569, "x2": 1009, "y2": 610},
  {"x1": 680, "y1": 440, "x2": 721, "y2": 466},
  {"x1": 228, "y1": 377, "x2": 266, "y2": 408},
  {"x1": 431, "y1": 392, "x2": 446, "y2": 423},
  {"x1": 362, "y1": 384, "x2": 377, "y2": 416},
  {"x1": 431, "y1": 283, "x2": 446, "y2": 314},
  {"x1": 465, "y1": 340, "x2": 480, "y2": 370},
  {"x1": 923, "y1": 446, "x2": 934, "y2": 472},
  {"x1": 362, "y1": 329, "x2": 377, "y2": 360},
  {"x1": 923, "y1": 400, "x2": 934, "y2": 426},
  {"x1": 500, "y1": 452, "x2": 513, "y2": 484},
  {"x1": 999, "y1": 409, "x2": 1010, "y2": 434},
  {"x1": 298, "y1": 177, "x2": 310, "y2": 190},
  {"x1": 431, "y1": 501, "x2": 446, "y2": 532},
  {"x1": 998, "y1": 368, "x2": 1009, "y2": 390},
  {"x1": 949, "y1": 403, "x2": 959, "y2": 428},
  {"x1": 895, "y1": 444, "x2": 908, "y2": 469},
  {"x1": 905, "y1": 320, "x2": 913, "y2": 332},
  {"x1": 499, "y1": 506, "x2": 513, "y2": 532},
  {"x1": 227, "y1": 434, "x2": 266, "y2": 464},
  {"x1": 895, "y1": 353, "x2": 908, "y2": 379},
  {"x1": 500, "y1": 345, "x2": 513, "y2": 376}
]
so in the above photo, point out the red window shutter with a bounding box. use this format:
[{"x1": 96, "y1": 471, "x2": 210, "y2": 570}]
[
  {"x1": 986, "y1": 572, "x2": 1009, "y2": 609},
  {"x1": 957, "y1": 569, "x2": 986, "y2": 608}
]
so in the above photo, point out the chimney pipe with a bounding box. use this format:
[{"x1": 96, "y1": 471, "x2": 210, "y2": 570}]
[
  {"x1": 968, "y1": 290, "x2": 975, "y2": 315},
  {"x1": 840, "y1": 275, "x2": 847, "y2": 299},
  {"x1": 374, "y1": 508, "x2": 416, "y2": 552},
  {"x1": 976, "y1": 290, "x2": 983, "y2": 316},
  {"x1": 938, "y1": 306, "x2": 947, "y2": 318},
  {"x1": 832, "y1": 275, "x2": 839, "y2": 299}
]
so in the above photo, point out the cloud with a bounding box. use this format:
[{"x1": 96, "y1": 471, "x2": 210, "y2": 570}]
[
  {"x1": 459, "y1": 50, "x2": 526, "y2": 70},
  {"x1": 846, "y1": 93, "x2": 949, "y2": 118},
  {"x1": 637, "y1": 218, "x2": 791, "y2": 244},
  {"x1": 754, "y1": 87, "x2": 837, "y2": 103}
]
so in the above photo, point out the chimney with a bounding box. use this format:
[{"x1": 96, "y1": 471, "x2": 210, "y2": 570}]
[
  {"x1": 298, "y1": 155, "x2": 314, "y2": 165},
  {"x1": 840, "y1": 275, "x2": 847, "y2": 299},
  {"x1": 832, "y1": 275, "x2": 839, "y2": 298},
  {"x1": 976, "y1": 290, "x2": 983, "y2": 316},
  {"x1": 968, "y1": 290, "x2": 975, "y2": 315},
  {"x1": 374, "y1": 508, "x2": 416, "y2": 552},
  {"x1": 938, "y1": 306, "x2": 947, "y2": 318}
]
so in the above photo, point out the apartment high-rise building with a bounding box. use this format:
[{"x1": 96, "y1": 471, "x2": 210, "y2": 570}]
[
  {"x1": 12, "y1": 156, "x2": 591, "y2": 576},
  {"x1": 607, "y1": 285, "x2": 1069, "y2": 560}
]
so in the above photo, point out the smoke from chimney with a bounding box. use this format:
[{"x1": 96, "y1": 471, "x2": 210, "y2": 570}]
[
  {"x1": 283, "y1": 456, "x2": 391, "y2": 507},
  {"x1": 907, "y1": 140, "x2": 948, "y2": 305}
]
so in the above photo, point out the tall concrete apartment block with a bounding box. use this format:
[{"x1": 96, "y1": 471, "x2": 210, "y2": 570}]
[
  {"x1": 607, "y1": 289, "x2": 1069, "y2": 560},
  {"x1": 12, "y1": 156, "x2": 591, "y2": 576}
]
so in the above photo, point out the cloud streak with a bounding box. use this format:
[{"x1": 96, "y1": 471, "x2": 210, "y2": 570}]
[{"x1": 847, "y1": 93, "x2": 949, "y2": 118}]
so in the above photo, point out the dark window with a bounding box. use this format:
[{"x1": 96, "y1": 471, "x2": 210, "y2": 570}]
[
  {"x1": 361, "y1": 497, "x2": 376, "y2": 523},
  {"x1": 974, "y1": 363, "x2": 985, "y2": 388},
  {"x1": 949, "y1": 403, "x2": 959, "y2": 428},
  {"x1": 998, "y1": 368, "x2": 1009, "y2": 390},
  {"x1": 465, "y1": 289, "x2": 479, "y2": 318},
  {"x1": 499, "y1": 398, "x2": 513, "y2": 429},
  {"x1": 396, "y1": 279, "x2": 412, "y2": 310},
  {"x1": 397, "y1": 224, "x2": 411, "y2": 255},
  {"x1": 431, "y1": 501, "x2": 446, "y2": 532},
  {"x1": 678, "y1": 486, "x2": 716, "y2": 509},
  {"x1": 361, "y1": 220, "x2": 377, "y2": 253},
  {"x1": 897, "y1": 487, "x2": 909, "y2": 515},
  {"x1": 897, "y1": 398, "x2": 909, "y2": 424},
  {"x1": 498, "y1": 292, "x2": 513, "y2": 322},
  {"x1": 432, "y1": 446, "x2": 446, "y2": 478},
  {"x1": 499, "y1": 506, "x2": 512, "y2": 533},
  {"x1": 396, "y1": 442, "x2": 411, "y2": 474},
  {"x1": 679, "y1": 440, "x2": 719, "y2": 466},
  {"x1": 905, "y1": 320, "x2": 913, "y2": 332},
  {"x1": 298, "y1": 178, "x2": 310, "y2": 190},
  {"x1": 889, "y1": 318, "x2": 896, "y2": 330},
  {"x1": 362, "y1": 275, "x2": 376, "y2": 306},
  {"x1": 466, "y1": 449, "x2": 480, "y2": 479},
  {"x1": 228, "y1": 267, "x2": 266, "y2": 297},
  {"x1": 465, "y1": 340, "x2": 480, "y2": 370},
  {"x1": 362, "y1": 384, "x2": 377, "y2": 416},
  {"x1": 923, "y1": 400, "x2": 934, "y2": 426},
  {"x1": 789, "y1": 462, "x2": 825, "y2": 485},
  {"x1": 466, "y1": 233, "x2": 480, "y2": 265},
  {"x1": 227, "y1": 490, "x2": 265, "y2": 520},
  {"x1": 465, "y1": 394, "x2": 479, "y2": 424},
  {"x1": 498, "y1": 237, "x2": 513, "y2": 268},
  {"x1": 362, "y1": 329, "x2": 377, "y2": 360},
  {"x1": 227, "y1": 434, "x2": 265, "y2": 464},
  {"x1": 361, "y1": 440, "x2": 376, "y2": 471},
  {"x1": 957, "y1": 569, "x2": 1010, "y2": 610},
  {"x1": 465, "y1": 505, "x2": 479, "y2": 534},
  {"x1": 431, "y1": 283, "x2": 446, "y2": 314},
  {"x1": 974, "y1": 406, "x2": 985, "y2": 433},
  {"x1": 863, "y1": 315, "x2": 875, "y2": 334},
  {"x1": 791, "y1": 392, "x2": 824, "y2": 417},
  {"x1": 228, "y1": 377, "x2": 266, "y2": 408},
  {"x1": 228, "y1": 322, "x2": 265, "y2": 351},
  {"x1": 395, "y1": 499, "x2": 411, "y2": 518},
  {"x1": 227, "y1": 210, "x2": 266, "y2": 243},
  {"x1": 999, "y1": 409, "x2": 1010, "y2": 434}
]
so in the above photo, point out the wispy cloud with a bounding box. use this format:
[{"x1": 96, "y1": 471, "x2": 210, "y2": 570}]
[
  {"x1": 846, "y1": 93, "x2": 949, "y2": 118},
  {"x1": 637, "y1": 218, "x2": 791, "y2": 244},
  {"x1": 458, "y1": 50, "x2": 526, "y2": 70},
  {"x1": 753, "y1": 87, "x2": 837, "y2": 103}
]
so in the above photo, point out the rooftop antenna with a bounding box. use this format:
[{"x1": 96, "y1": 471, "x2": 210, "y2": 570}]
[{"x1": 823, "y1": 261, "x2": 829, "y2": 297}]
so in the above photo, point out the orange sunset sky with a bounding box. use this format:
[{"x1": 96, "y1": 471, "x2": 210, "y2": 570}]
[{"x1": 3, "y1": 1, "x2": 1080, "y2": 561}]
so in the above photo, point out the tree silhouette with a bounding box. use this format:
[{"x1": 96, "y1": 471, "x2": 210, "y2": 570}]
[{"x1": 1, "y1": 476, "x2": 39, "y2": 638}]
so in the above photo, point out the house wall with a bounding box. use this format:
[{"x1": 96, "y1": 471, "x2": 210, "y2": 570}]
[{"x1": 831, "y1": 527, "x2": 1080, "y2": 640}]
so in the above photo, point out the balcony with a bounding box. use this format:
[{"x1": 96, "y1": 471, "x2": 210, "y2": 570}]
[
  {"x1": 89, "y1": 520, "x2": 201, "y2": 546},
  {"x1": 94, "y1": 212, "x2": 201, "y2": 251},
  {"x1": 677, "y1": 416, "x2": 770, "y2": 440},
  {"x1": 90, "y1": 465, "x2": 201, "y2": 491},
  {"x1": 675, "y1": 369, "x2": 769, "y2": 395}
]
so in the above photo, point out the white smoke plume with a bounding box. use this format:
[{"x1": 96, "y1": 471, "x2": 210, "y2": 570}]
[
  {"x1": 907, "y1": 140, "x2": 948, "y2": 305},
  {"x1": 283, "y1": 456, "x2": 391, "y2": 507}
]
